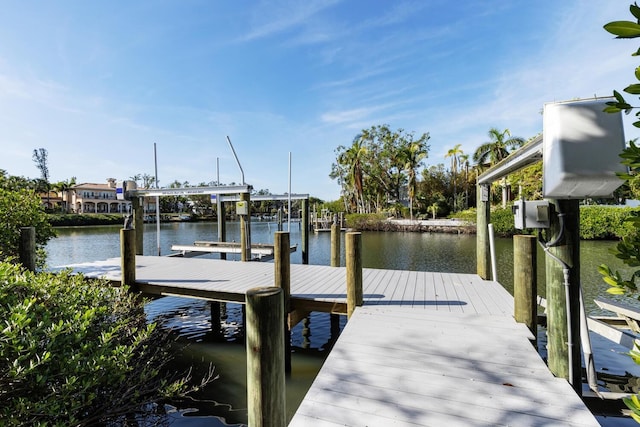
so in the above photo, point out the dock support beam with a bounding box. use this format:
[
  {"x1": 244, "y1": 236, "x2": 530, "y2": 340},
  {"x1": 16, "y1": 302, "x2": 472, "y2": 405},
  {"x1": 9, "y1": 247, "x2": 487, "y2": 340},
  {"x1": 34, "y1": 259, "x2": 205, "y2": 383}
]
[
  {"x1": 301, "y1": 198, "x2": 309, "y2": 264},
  {"x1": 120, "y1": 228, "x2": 136, "y2": 289},
  {"x1": 476, "y1": 184, "x2": 491, "y2": 279},
  {"x1": 217, "y1": 199, "x2": 227, "y2": 260},
  {"x1": 19, "y1": 226, "x2": 36, "y2": 272},
  {"x1": 331, "y1": 222, "x2": 341, "y2": 267},
  {"x1": 240, "y1": 192, "x2": 251, "y2": 262},
  {"x1": 246, "y1": 287, "x2": 286, "y2": 427},
  {"x1": 132, "y1": 197, "x2": 144, "y2": 255},
  {"x1": 346, "y1": 232, "x2": 363, "y2": 318},
  {"x1": 546, "y1": 199, "x2": 581, "y2": 393},
  {"x1": 514, "y1": 235, "x2": 537, "y2": 340},
  {"x1": 274, "y1": 231, "x2": 292, "y2": 374},
  {"x1": 210, "y1": 301, "x2": 224, "y2": 341}
]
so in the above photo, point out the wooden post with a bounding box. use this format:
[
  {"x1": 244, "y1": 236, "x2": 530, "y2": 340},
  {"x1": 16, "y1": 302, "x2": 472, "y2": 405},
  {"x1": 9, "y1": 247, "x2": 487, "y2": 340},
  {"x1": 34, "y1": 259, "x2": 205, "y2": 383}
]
[
  {"x1": 132, "y1": 197, "x2": 144, "y2": 255},
  {"x1": 19, "y1": 226, "x2": 36, "y2": 272},
  {"x1": 301, "y1": 198, "x2": 309, "y2": 265},
  {"x1": 330, "y1": 220, "x2": 342, "y2": 331},
  {"x1": 546, "y1": 199, "x2": 581, "y2": 393},
  {"x1": 217, "y1": 199, "x2": 227, "y2": 260},
  {"x1": 240, "y1": 192, "x2": 251, "y2": 262},
  {"x1": 330, "y1": 223, "x2": 341, "y2": 267},
  {"x1": 277, "y1": 208, "x2": 283, "y2": 232},
  {"x1": 274, "y1": 231, "x2": 292, "y2": 373},
  {"x1": 302, "y1": 317, "x2": 311, "y2": 349},
  {"x1": 346, "y1": 232, "x2": 363, "y2": 318},
  {"x1": 476, "y1": 183, "x2": 491, "y2": 279},
  {"x1": 120, "y1": 228, "x2": 136, "y2": 289},
  {"x1": 210, "y1": 301, "x2": 223, "y2": 341},
  {"x1": 246, "y1": 287, "x2": 286, "y2": 427},
  {"x1": 514, "y1": 235, "x2": 537, "y2": 339}
]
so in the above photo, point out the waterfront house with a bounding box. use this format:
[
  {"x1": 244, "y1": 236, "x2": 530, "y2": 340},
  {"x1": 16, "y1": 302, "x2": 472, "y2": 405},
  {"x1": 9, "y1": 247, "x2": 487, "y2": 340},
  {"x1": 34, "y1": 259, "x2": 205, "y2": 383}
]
[{"x1": 71, "y1": 179, "x2": 131, "y2": 214}]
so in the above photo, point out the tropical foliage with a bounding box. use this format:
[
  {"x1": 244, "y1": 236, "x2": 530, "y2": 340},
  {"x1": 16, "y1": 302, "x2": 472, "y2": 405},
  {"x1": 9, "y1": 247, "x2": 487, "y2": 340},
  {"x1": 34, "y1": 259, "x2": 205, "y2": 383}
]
[
  {"x1": 329, "y1": 125, "x2": 536, "y2": 218},
  {"x1": 330, "y1": 125, "x2": 430, "y2": 214},
  {"x1": 601, "y1": 4, "x2": 640, "y2": 422},
  {"x1": 0, "y1": 184, "x2": 56, "y2": 266},
  {"x1": 0, "y1": 262, "x2": 213, "y2": 426},
  {"x1": 472, "y1": 128, "x2": 525, "y2": 170}
]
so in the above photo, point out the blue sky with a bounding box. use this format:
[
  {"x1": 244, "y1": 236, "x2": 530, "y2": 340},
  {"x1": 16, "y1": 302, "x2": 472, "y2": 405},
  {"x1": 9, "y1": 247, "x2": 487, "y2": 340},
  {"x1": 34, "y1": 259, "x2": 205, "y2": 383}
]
[{"x1": 1, "y1": 1, "x2": 638, "y2": 200}]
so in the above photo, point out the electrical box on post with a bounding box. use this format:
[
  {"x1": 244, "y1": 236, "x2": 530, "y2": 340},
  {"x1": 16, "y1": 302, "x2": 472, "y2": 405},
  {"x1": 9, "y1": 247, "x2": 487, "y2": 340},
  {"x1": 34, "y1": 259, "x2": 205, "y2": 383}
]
[
  {"x1": 236, "y1": 201, "x2": 248, "y2": 215},
  {"x1": 543, "y1": 99, "x2": 627, "y2": 199},
  {"x1": 116, "y1": 180, "x2": 137, "y2": 201},
  {"x1": 513, "y1": 200, "x2": 550, "y2": 229}
]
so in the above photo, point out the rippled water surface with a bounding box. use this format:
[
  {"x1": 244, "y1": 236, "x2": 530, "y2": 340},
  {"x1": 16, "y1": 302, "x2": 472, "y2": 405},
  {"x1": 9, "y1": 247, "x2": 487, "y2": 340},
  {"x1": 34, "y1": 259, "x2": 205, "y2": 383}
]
[{"x1": 45, "y1": 221, "x2": 638, "y2": 425}]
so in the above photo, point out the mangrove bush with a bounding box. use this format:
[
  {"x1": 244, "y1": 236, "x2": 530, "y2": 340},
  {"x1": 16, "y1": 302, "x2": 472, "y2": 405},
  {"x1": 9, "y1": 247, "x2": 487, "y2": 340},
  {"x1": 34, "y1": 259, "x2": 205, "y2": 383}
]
[{"x1": 0, "y1": 263, "x2": 212, "y2": 426}]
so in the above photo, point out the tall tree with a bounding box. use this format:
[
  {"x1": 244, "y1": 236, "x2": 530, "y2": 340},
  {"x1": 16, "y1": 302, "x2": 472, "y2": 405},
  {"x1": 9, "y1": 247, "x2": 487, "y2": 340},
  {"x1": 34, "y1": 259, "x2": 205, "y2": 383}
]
[
  {"x1": 459, "y1": 154, "x2": 470, "y2": 209},
  {"x1": 32, "y1": 148, "x2": 50, "y2": 208},
  {"x1": 473, "y1": 128, "x2": 524, "y2": 207},
  {"x1": 403, "y1": 136, "x2": 430, "y2": 220},
  {"x1": 472, "y1": 128, "x2": 524, "y2": 169},
  {"x1": 331, "y1": 125, "x2": 430, "y2": 215},
  {"x1": 445, "y1": 144, "x2": 464, "y2": 212},
  {"x1": 338, "y1": 135, "x2": 368, "y2": 213},
  {"x1": 52, "y1": 177, "x2": 76, "y2": 213}
]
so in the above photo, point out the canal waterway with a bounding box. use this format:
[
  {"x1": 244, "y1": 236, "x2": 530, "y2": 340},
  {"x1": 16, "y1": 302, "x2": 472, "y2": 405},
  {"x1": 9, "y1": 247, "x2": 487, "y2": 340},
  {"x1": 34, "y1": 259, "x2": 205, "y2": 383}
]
[{"x1": 45, "y1": 221, "x2": 639, "y2": 425}]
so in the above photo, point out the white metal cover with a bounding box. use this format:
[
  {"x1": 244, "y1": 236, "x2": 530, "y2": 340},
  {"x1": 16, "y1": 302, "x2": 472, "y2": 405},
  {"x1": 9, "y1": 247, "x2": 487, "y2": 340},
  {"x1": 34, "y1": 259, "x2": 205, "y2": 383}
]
[{"x1": 542, "y1": 99, "x2": 626, "y2": 199}]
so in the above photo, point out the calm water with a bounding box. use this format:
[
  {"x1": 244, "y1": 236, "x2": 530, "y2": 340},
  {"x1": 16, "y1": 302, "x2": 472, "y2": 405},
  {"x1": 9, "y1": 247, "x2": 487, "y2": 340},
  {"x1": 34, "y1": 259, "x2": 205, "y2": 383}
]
[{"x1": 45, "y1": 221, "x2": 638, "y2": 425}]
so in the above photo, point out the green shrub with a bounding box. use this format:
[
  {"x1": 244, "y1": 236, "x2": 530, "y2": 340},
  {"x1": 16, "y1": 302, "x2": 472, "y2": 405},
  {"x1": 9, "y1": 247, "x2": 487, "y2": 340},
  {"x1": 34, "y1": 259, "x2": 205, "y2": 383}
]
[
  {"x1": 449, "y1": 208, "x2": 477, "y2": 222},
  {"x1": 580, "y1": 205, "x2": 638, "y2": 240},
  {"x1": 489, "y1": 207, "x2": 518, "y2": 237},
  {"x1": 345, "y1": 213, "x2": 387, "y2": 230},
  {"x1": 0, "y1": 188, "x2": 56, "y2": 265},
  {"x1": 48, "y1": 213, "x2": 124, "y2": 227},
  {"x1": 0, "y1": 263, "x2": 210, "y2": 426}
]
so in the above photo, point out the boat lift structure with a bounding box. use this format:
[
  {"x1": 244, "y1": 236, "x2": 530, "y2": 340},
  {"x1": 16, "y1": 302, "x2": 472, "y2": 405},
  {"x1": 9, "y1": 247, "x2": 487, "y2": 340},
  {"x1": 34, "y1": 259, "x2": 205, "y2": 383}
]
[{"x1": 117, "y1": 182, "x2": 312, "y2": 264}]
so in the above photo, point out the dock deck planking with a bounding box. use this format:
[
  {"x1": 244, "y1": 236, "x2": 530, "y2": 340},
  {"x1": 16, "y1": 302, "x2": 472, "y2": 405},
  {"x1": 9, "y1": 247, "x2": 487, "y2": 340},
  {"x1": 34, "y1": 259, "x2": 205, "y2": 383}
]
[
  {"x1": 290, "y1": 307, "x2": 599, "y2": 427},
  {"x1": 364, "y1": 268, "x2": 395, "y2": 306},
  {"x1": 62, "y1": 256, "x2": 598, "y2": 426}
]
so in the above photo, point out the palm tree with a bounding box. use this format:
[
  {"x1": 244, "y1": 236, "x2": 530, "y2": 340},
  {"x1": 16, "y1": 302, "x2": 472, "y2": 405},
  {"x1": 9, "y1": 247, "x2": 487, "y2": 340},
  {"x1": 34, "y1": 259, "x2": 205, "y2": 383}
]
[
  {"x1": 459, "y1": 154, "x2": 470, "y2": 209},
  {"x1": 337, "y1": 136, "x2": 368, "y2": 213},
  {"x1": 473, "y1": 128, "x2": 524, "y2": 169},
  {"x1": 445, "y1": 144, "x2": 464, "y2": 212},
  {"x1": 473, "y1": 128, "x2": 524, "y2": 207},
  {"x1": 403, "y1": 139, "x2": 429, "y2": 220}
]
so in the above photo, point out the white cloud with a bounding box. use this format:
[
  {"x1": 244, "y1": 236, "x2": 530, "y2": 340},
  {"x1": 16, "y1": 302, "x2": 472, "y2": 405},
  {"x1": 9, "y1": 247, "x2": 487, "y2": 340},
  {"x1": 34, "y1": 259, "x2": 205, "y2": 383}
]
[{"x1": 239, "y1": 0, "x2": 342, "y2": 42}]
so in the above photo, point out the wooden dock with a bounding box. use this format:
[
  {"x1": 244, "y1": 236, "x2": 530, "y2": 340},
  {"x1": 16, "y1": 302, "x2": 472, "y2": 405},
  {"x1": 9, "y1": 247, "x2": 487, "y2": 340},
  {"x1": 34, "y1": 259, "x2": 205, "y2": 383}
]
[{"x1": 62, "y1": 256, "x2": 600, "y2": 426}]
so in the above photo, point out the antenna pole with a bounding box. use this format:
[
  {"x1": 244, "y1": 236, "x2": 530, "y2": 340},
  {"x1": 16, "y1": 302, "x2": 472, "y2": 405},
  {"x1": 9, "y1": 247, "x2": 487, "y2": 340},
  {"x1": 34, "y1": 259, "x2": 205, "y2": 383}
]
[
  {"x1": 288, "y1": 152, "x2": 292, "y2": 232},
  {"x1": 154, "y1": 143, "x2": 161, "y2": 256},
  {"x1": 226, "y1": 136, "x2": 245, "y2": 185}
]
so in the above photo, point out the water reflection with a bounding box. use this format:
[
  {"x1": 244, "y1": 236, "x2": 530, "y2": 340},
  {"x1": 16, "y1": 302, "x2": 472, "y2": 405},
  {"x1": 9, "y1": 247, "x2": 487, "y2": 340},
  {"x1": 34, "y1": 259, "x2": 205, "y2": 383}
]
[{"x1": 45, "y1": 222, "x2": 640, "y2": 425}]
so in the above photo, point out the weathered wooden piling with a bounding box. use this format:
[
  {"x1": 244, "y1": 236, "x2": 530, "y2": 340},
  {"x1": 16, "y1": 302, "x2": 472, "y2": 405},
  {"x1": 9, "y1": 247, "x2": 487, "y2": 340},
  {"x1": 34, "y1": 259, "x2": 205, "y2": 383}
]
[
  {"x1": 120, "y1": 228, "x2": 136, "y2": 288},
  {"x1": 19, "y1": 226, "x2": 36, "y2": 272},
  {"x1": 546, "y1": 199, "x2": 581, "y2": 393},
  {"x1": 132, "y1": 197, "x2": 144, "y2": 255},
  {"x1": 274, "y1": 231, "x2": 292, "y2": 374},
  {"x1": 210, "y1": 301, "x2": 223, "y2": 341},
  {"x1": 277, "y1": 208, "x2": 283, "y2": 232},
  {"x1": 514, "y1": 235, "x2": 537, "y2": 339},
  {"x1": 346, "y1": 232, "x2": 363, "y2": 318},
  {"x1": 240, "y1": 192, "x2": 251, "y2": 262},
  {"x1": 301, "y1": 198, "x2": 309, "y2": 264},
  {"x1": 330, "y1": 223, "x2": 341, "y2": 267},
  {"x1": 476, "y1": 184, "x2": 491, "y2": 279},
  {"x1": 246, "y1": 287, "x2": 286, "y2": 427},
  {"x1": 329, "y1": 221, "x2": 341, "y2": 336},
  {"x1": 217, "y1": 200, "x2": 227, "y2": 260}
]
